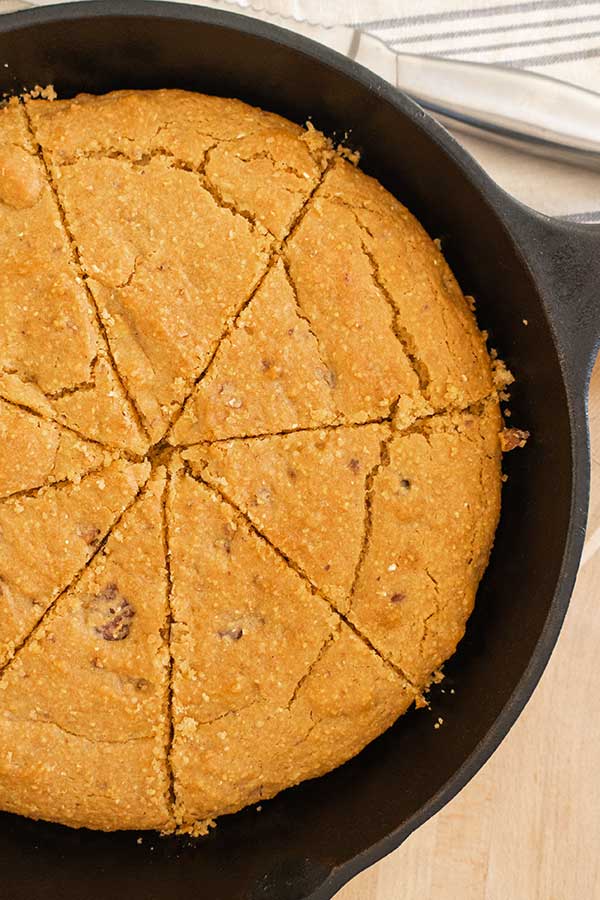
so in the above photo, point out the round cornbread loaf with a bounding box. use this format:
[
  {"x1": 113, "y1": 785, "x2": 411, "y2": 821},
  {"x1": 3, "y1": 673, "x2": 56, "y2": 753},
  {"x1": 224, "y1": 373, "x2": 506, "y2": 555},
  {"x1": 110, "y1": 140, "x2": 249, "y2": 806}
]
[{"x1": 0, "y1": 90, "x2": 503, "y2": 834}]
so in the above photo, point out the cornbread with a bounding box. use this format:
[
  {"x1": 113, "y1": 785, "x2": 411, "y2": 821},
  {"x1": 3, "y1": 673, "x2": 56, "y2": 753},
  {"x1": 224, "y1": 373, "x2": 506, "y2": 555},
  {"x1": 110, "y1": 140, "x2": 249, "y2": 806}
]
[
  {"x1": 0, "y1": 89, "x2": 512, "y2": 834},
  {"x1": 167, "y1": 463, "x2": 416, "y2": 828},
  {"x1": 0, "y1": 469, "x2": 171, "y2": 829},
  {"x1": 0, "y1": 396, "x2": 108, "y2": 499}
]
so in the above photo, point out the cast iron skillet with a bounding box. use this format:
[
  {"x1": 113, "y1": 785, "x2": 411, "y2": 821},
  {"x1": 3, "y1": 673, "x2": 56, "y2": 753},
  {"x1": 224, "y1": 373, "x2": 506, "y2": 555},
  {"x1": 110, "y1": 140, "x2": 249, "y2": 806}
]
[{"x1": 0, "y1": 3, "x2": 599, "y2": 898}]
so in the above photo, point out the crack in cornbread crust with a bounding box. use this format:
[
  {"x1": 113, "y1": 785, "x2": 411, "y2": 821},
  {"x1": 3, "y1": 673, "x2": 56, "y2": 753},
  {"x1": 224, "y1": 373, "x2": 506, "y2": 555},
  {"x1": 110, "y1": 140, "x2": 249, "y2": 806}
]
[
  {"x1": 171, "y1": 386, "x2": 502, "y2": 449},
  {"x1": 3, "y1": 103, "x2": 148, "y2": 454},
  {"x1": 312, "y1": 196, "x2": 433, "y2": 403},
  {"x1": 0, "y1": 89, "x2": 508, "y2": 833},
  {"x1": 284, "y1": 201, "x2": 428, "y2": 429},
  {"x1": 0, "y1": 396, "x2": 114, "y2": 501},
  {"x1": 0, "y1": 470, "x2": 173, "y2": 831},
  {"x1": 349, "y1": 400, "x2": 503, "y2": 686},
  {"x1": 23, "y1": 108, "x2": 153, "y2": 446},
  {"x1": 167, "y1": 260, "x2": 341, "y2": 444},
  {"x1": 166, "y1": 464, "x2": 415, "y2": 829},
  {"x1": 183, "y1": 398, "x2": 502, "y2": 697},
  {"x1": 170, "y1": 192, "x2": 437, "y2": 445},
  {"x1": 177, "y1": 417, "x2": 394, "y2": 448},
  {"x1": 281, "y1": 257, "x2": 341, "y2": 410},
  {"x1": 26, "y1": 89, "x2": 331, "y2": 227},
  {"x1": 0, "y1": 465, "x2": 110, "y2": 505},
  {"x1": 0, "y1": 116, "x2": 145, "y2": 451},
  {"x1": 181, "y1": 456, "x2": 414, "y2": 687},
  {"x1": 184, "y1": 425, "x2": 391, "y2": 608},
  {"x1": 46, "y1": 147, "x2": 279, "y2": 243},
  {"x1": 0, "y1": 363, "x2": 146, "y2": 456},
  {"x1": 160, "y1": 464, "x2": 178, "y2": 831},
  {"x1": 0, "y1": 461, "x2": 151, "y2": 673},
  {"x1": 167, "y1": 159, "x2": 336, "y2": 446},
  {"x1": 284, "y1": 624, "x2": 343, "y2": 712},
  {"x1": 356, "y1": 230, "x2": 431, "y2": 396},
  {"x1": 166, "y1": 156, "x2": 339, "y2": 446},
  {"x1": 0, "y1": 391, "x2": 146, "y2": 465},
  {"x1": 81, "y1": 156, "x2": 274, "y2": 442},
  {"x1": 315, "y1": 160, "x2": 494, "y2": 413},
  {"x1": 27, "y1": 91, "x2": 335, "y2": 446},
  {"x1": 347, "y1": 420, "x2": 398, "y2": 604},
  {"x1": 0, "y1": 471, "x2": 153, "y2": 679}
]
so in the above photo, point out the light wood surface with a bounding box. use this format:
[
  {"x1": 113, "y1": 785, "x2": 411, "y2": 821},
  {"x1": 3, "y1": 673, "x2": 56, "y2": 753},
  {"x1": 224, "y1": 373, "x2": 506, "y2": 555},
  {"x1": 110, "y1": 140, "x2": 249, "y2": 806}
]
[{"x1": 336, "y1": 356, "x2": 600, "y2": 900}]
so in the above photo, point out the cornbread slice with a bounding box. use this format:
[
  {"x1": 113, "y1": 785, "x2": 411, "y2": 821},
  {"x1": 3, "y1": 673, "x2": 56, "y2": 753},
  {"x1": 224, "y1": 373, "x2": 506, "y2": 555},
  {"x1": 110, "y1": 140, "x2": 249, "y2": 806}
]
[
  {"x1": 0, "y1": 469, "x2": 172, "y2": 831},
  {"x1": 285, "y1": 188, "x2": 431, "y2": 428},
  {"x1": 171, "y1": 261, "x2": 338, "y2": 444},
  {"x1": 183, "y1": 424, "x2": 387, "y2": 606},
  {"x1": 167, "y1": 467, "x2": 415, "y2": 828},
  {"x1": 0, "y1": 397, "x2": 109, "y2": 499},
  {"x1": 203, "y1": 123, "x2": 332, "y2": 240},
  {"x1": 317, "y1": 159, "x2": 494, "y2": 410},
  {"x1": 0, "y1": 458, "x2": 149, "y2": 668},
  {"x1": 0, "y1": 103, "x2": 148, "y2": 455},
  {"x1": 349, "y1": 402, "x2": 502, "y2": 687},
  {"x1": 28, "y1": 89, "x2": 332, "y2": 239},
  {"x1": 35, "y1": 153, "x2": 272, "y2": 443}
]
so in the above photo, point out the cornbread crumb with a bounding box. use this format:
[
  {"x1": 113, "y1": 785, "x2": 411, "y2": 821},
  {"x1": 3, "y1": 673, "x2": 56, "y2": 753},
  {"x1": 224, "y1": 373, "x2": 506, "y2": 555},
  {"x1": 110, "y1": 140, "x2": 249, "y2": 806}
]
[
  {"x1": 26, "y1": 84, "x2": 57, "y2": 101},
  {"x1": 500, "y1": 427, "x2": 529, "y2": 452}
]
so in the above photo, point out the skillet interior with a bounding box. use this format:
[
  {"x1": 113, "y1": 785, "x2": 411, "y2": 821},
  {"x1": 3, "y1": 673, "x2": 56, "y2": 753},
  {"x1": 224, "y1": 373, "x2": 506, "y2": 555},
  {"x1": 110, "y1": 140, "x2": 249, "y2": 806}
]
[{"x1": 0, "y1": 5, "x2": 588, "y2": 899}]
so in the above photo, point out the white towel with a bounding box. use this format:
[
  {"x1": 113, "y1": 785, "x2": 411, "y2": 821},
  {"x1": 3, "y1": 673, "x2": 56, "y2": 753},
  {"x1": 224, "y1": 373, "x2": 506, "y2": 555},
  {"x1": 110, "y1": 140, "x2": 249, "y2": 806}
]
[{"x1": 3, "y1": 0, "x2": 599, "y2": 219}]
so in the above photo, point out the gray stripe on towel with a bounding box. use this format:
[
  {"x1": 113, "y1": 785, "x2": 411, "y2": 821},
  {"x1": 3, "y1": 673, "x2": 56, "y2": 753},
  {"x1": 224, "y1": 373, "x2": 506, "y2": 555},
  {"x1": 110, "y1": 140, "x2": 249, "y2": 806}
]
[
  {"x1": 503, "y1": 43, "x2": 600, "y2": 64},
  {"x1": 357, "y1": 0, "x2": 600, "y2": 31},
  {"x1": 424, "y1": 29, "x2": 600, "y2": 56},
  {"x1": 390, "y1": 12, "x2": 600, "y2": 45}
]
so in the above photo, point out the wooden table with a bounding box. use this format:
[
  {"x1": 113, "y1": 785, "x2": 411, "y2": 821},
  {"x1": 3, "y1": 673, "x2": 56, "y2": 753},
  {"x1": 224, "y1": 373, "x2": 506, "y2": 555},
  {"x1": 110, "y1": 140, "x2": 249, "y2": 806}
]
[{"x1": 337, "y1": 357, "x2": 600, "y2": 900}]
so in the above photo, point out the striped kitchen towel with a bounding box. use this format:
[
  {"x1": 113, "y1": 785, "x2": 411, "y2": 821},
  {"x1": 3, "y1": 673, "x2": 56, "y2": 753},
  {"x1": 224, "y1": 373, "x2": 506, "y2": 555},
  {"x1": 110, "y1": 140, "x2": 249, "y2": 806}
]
[{"x1": 2, "y1": 0, "x2": 599, "y2": 221}]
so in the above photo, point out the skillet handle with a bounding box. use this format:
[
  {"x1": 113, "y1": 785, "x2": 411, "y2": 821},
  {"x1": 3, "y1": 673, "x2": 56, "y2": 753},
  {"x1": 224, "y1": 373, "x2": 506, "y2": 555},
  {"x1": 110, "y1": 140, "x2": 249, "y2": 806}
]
[
  {"x1": 507, "y1": 209, "x2": 600, "y2": 397},
  {"x1": 395, "y1": 54, "x2": 600, "y2": 172}
]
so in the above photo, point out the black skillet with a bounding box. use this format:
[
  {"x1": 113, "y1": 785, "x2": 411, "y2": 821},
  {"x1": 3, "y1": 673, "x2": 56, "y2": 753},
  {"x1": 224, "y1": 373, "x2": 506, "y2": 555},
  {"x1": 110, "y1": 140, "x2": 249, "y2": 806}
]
[{"x1": 0, "y1": 3, "x2": 599, "y2": 899}]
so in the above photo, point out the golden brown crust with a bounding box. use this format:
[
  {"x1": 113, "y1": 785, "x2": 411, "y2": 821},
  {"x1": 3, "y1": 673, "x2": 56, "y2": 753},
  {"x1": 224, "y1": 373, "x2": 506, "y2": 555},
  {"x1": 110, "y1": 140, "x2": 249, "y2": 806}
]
[
  {"x1": 170, "y1": 260, "x2": 338, "y2": 444},
  {"x1": 349, "y1": 401, "x2": 503, "y2": 687},
  {"x1": 174, "y1": 625, "x2": 415, "y2": 826},
  {"x1": 24, "y1": 90, "x2": 336, "y2": 443},
  {"x1": 183, "y1": 424, "x2": 388, "y2": 606},
  {"x1": 68, "y1": 150, "x2": 273, "y2": 442},
  {"x1": 0, "y1": 397, "x2": 109, "y2": 499},
  {"x1": 286, "y1": 185, "x2": 430, "y2": 427},
  {"x1": 0, "y1": 459, "x2": 149, "y2": 669},
  {"x1": 0, "y1": 89, "x2": 507, "y2": 834},
  {"x1": 0, "y1": 104, "x2": 148, "y2": 454},
  {"x1": 0, "y1": 470, "x2": 172, "y2": 830},
  {"x1": 27, "y1": 89, "x2": 333, "y2": 241},
  {"x1": 317, "y1": 159, "x2": 494, "y2": 411},
  {"x1": 167, "y1": 466, "x2": 414, "y2": 825}
]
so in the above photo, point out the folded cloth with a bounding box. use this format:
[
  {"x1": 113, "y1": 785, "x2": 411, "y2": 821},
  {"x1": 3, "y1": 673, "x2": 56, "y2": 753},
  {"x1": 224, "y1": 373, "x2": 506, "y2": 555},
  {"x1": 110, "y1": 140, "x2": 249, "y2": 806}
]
[{"x1": 4, "y1": 0, "x2": 600, "y2": 219}]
